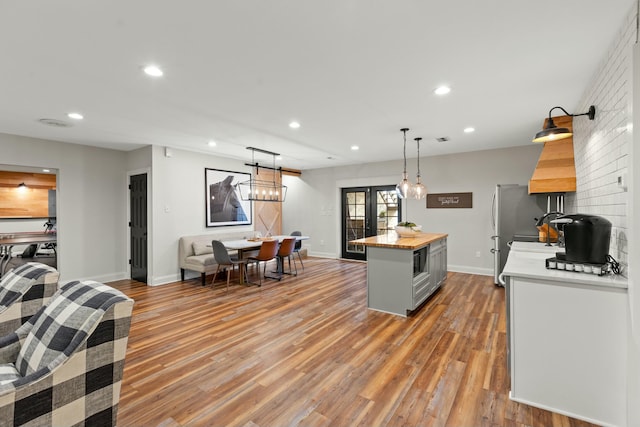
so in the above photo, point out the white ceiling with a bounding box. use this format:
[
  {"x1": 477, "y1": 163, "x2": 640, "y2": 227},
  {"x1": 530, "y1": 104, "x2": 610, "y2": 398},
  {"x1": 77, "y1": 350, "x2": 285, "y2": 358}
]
[{"x1": 0, "y1": 1, "x2": 635, "y2": 170}]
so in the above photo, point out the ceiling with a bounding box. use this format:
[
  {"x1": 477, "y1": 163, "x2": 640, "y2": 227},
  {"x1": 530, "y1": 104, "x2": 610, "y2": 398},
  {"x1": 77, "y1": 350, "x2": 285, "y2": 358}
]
[{"x1": 0, "y1": 1, "x2": 635, "y2": 170}]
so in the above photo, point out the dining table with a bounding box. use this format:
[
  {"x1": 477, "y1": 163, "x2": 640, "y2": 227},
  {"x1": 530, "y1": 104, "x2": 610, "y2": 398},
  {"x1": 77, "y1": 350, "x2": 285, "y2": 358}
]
[
  {"x1": 222, "y1": 235, "x2": 309, "y2": 285},
  {"x1": 0, "y1": 232, "x2": 57, "y2": 278}
]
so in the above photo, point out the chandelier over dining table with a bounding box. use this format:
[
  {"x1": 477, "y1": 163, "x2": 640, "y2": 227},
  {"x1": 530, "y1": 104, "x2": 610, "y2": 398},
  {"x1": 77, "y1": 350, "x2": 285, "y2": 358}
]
[{"x1": 235, "y1": 147, "x2": 287, "y2": 202}]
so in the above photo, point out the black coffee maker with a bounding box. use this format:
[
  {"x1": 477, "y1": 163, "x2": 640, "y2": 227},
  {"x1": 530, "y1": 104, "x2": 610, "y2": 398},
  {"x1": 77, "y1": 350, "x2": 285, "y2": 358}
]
[{"x1": 555, "y1": 214, "x2": 611, "y2": 264}]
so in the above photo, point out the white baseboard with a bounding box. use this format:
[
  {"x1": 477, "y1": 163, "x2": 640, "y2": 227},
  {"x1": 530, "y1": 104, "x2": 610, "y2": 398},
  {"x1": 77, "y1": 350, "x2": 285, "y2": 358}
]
[
  {"x1": 150, "y1": 273, "x2": 182, "y2": 286},
  {"x1": 60, "y1": 271, "x2": 128, "y2": 285},
  {"x1": 447, "y1": 265, "x2": 493, "y2": 277},
  {"x1": 308, "y1": 251, "x2": 338, "y2": 258}
]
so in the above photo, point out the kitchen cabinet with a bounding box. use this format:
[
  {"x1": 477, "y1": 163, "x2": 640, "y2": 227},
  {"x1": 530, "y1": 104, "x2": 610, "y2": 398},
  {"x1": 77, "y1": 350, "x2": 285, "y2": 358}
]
[
  {"x1": 502, "y1": 244, "x2": 628, "y2": 427},
  {"x1": 429, "y1": 237, "x2": 447, "y2": 288},
  {"x1": 350, "y1": 233, "x2": 448, "y2": 317}
]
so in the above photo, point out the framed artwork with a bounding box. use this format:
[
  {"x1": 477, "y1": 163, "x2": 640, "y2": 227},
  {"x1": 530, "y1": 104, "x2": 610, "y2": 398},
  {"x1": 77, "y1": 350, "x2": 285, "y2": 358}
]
[{"x1": 205, "y1": 168, "x2": 252, "y2": 227}]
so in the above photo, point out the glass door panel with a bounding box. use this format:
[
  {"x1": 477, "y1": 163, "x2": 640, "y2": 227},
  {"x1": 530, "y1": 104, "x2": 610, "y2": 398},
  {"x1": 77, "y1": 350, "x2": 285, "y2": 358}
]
[
  {"x1": 374, "y1": 188, "x2": 399, "y2": 235},
  {"x1": 341, "y1": 185, "x2": 400, "y2": 260},
  {"x1": 343, "y1": 188, "x2": 368, "y2": 259}
]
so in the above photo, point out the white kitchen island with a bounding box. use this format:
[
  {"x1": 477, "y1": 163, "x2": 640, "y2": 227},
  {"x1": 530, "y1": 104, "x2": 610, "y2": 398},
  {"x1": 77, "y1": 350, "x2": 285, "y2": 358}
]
[{"x1": 501, "y1": 242, "x2": 628, "y2": 427}]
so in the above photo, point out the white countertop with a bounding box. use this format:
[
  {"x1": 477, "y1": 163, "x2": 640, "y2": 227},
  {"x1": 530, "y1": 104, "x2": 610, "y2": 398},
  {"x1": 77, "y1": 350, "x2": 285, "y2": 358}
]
[
  {"x1": 502, "y1": 242, "x2": 628, "y2": 290},
  {"x1": 508, "y1": 241, "x2": 562, "y2": 254}
]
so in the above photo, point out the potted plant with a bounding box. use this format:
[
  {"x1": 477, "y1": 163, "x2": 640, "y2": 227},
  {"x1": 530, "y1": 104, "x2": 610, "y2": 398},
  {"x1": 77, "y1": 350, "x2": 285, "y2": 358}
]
[{"x1": 395, "y1": 221, "x2": 422, "y2": 237}]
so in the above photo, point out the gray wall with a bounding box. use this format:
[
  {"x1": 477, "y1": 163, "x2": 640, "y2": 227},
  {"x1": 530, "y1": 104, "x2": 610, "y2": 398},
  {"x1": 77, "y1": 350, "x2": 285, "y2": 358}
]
[
  {"x1": 283, "y1": 144, "x2": 543, "y2": 276},
  {"x1": 0, "y1": 133, "x2": 128, "y2": 283},
  {"x1": 149, "y1": 145, "x2": 255, "y2": 284}
]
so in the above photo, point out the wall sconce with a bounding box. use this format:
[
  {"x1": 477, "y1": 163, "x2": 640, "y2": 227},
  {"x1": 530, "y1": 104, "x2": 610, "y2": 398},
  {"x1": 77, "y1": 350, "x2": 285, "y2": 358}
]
[
  {"x1": 532, "y1": 105, "x2": 596, "y2": 143},
  {"x1": 17, "y1": 182, "x2": 27, "y2": 189},
  {"x1": 396, "y1": 128, "x2": 412, "y2": 199}
]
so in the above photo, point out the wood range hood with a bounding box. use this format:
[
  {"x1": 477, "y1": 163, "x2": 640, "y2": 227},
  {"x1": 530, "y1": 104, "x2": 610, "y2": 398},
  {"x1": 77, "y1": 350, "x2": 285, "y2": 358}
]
[{"x1": 528, "y1": 115, "x2": 576, "y2": 194}]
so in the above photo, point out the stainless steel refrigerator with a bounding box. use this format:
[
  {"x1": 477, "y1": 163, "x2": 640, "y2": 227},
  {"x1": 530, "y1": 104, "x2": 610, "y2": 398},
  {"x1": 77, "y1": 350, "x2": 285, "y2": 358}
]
[{"x1": 491, "y1": 184, "x2": 547, "y2": 285}]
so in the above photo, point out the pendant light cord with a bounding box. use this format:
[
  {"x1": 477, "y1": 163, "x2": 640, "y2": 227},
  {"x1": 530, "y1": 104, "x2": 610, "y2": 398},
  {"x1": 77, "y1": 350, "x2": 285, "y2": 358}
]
[
  {"x1": 401, "y1": 128, "x2": 409, "y2": 174},
  {"x1": 416, "y1": 137, "x2": 422, "y2": 178}
]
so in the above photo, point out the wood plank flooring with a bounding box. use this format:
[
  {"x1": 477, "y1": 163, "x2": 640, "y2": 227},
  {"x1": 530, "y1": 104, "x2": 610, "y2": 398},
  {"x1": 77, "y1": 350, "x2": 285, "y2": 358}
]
[{"x1": 110, "y1": 258, "x2": 597, "y2": 427}]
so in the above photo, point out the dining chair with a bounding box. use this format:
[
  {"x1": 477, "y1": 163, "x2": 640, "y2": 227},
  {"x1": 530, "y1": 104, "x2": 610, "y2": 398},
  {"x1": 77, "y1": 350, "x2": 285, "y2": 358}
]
[
  {"x1": 246, "y1": 239, "x2": 279, "y2": 286},
  {"x1": 276, "y1": 237, "x2": 297, "y2": 277},
  {"x1": 211, "y1": 240, "x2": 248, "y2": 290},
  {"x1": 290, "y1": 231, "x2": 304, "y2": 271}
]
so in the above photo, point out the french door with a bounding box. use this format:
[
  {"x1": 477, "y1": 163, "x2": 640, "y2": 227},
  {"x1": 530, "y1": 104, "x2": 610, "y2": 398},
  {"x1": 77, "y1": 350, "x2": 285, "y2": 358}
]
[{"x1": 341, "y1": 185, "x2": 401, "y2": 260}]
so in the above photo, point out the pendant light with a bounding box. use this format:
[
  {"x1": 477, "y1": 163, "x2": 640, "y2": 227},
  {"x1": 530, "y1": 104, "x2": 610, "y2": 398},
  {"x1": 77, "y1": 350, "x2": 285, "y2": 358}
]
[
  {"x1": 411, "y1": 137, "x2": 427, "y2": 199},
  {"x1": 396, "y1": 128, "x2": 412, "y2": 199}
]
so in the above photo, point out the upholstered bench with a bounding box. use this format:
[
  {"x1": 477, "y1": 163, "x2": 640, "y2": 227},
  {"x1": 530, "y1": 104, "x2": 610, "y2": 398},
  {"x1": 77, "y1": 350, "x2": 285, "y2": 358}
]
[{"x1": 178, "y1": 232, "x2": 251, "y2": 285}]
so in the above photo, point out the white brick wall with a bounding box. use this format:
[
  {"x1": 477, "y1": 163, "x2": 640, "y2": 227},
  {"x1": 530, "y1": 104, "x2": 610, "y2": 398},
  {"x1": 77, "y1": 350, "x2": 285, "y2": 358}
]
[{"x1": 565, "y1": 3, "x2": 638, "y2": 274}]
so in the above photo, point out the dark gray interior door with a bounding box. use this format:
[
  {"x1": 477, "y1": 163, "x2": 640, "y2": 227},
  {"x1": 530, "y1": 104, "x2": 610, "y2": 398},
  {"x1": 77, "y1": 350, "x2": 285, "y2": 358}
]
[{"x1": 130, "y1": 173, "x2": 148, "y2": 283}]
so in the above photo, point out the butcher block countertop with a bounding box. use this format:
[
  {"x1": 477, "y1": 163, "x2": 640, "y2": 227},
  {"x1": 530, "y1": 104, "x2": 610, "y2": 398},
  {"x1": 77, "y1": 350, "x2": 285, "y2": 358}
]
[{"x1": 351, "y1": 232, "x2": 448, "y2": 250}]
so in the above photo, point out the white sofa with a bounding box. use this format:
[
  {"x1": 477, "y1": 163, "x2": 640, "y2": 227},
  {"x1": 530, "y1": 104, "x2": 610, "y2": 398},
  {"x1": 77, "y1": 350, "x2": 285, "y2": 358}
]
[{"x1": 178, "y1": 232, "x2": 252, "y2": 285}]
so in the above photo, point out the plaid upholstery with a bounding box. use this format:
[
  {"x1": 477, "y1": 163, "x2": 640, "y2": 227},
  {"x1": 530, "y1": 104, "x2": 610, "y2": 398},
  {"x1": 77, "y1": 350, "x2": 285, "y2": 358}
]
[
  {"x1": 0, "y1": 364, "x2": 19, "y2": 385},
  {"x1": 0, "y1": 263, "x2": 59, "y2": 337},
  {"x1": 0, "y1": 280, "x2": 134, "y2": 427}
]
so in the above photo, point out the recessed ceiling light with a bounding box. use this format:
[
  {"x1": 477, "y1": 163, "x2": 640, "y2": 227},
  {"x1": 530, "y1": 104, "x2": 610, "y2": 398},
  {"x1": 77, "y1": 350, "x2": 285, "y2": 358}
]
[
  {"x1": 42, "y1": 169, "x2": 50, "y2": 173},
  {"x1": 67, "y1": 112, "x2": 83, "y2": 120},
  {"x1": 351, "y1": 145, "x2": 359, "y2": 151},
  {"x1": 289, "y1": 121, "x2": 301, "y2": 129},
  {"x1": 276, "y1": 156, "x2": 283, "y2": 160},
  {"x1": 434, "y1": 86, "x2": 451, "y2": 95},
  {"x1": 464, "y1": 127, "x2": 475, "y2": 133},
  {"x1": 143, "y1": 65, "x2": 164, "y2": 77},
  {"x1": 208, "y1": 140, "x2": 217, "y2": 147}
]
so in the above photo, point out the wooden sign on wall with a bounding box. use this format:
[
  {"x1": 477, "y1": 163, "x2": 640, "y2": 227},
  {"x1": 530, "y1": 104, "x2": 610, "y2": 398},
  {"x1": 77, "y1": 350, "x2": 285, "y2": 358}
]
[{"x1": 426, "y1": 192, "x2": 473, "y2": 209}]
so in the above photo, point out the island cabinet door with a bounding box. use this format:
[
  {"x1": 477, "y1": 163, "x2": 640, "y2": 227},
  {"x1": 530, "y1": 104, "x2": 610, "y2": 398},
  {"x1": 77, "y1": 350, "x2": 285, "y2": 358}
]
[
  {"x1": 365, "y1": 246, "x2": 415, "y2": 316},
  {"x1": 429, "y1": 237, "x2": 447, "y2": 286}
]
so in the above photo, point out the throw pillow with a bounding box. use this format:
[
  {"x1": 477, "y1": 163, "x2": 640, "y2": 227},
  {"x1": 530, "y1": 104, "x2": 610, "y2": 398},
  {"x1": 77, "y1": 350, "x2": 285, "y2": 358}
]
[{"x1": 192, "y1": 242, "x2": 213, "y2": 256}]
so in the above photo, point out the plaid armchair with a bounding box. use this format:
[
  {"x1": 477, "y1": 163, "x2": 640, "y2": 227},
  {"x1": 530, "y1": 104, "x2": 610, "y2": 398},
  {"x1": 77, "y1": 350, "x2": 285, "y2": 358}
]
[
  {"x1": 0, "y1": 280, "x2": 134, "y2": 427},
  {"x1": 0, "y1": 262, "x2": 59, "y2": 337}
]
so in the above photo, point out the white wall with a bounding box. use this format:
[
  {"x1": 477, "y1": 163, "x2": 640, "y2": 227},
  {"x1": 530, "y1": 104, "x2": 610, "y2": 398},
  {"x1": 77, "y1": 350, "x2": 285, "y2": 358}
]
[
  {"x1": 283, "y1": 144, "x2": 543, "y2": 275},
  {"x1": 149, "y1": 145, "x2": 255, "y2": 284},
  {"x1": 629, "y1": 39, "x2": 640, "y2": 427},
  {"x1": 0, "y1": 133, "x2": 128, "y2": 283},
  {"x1": 566, "y1": 3, "x2": 637, "y2": 272},
  {"x1": 566, "y1": 3, "x2": 638, "y2": 425}
]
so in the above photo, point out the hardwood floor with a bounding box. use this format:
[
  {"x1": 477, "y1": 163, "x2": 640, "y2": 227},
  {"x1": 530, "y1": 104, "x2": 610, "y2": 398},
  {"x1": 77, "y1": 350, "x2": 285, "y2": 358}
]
[{"x1": 110, "y1": 258, "x2": 597, "y2": 427}]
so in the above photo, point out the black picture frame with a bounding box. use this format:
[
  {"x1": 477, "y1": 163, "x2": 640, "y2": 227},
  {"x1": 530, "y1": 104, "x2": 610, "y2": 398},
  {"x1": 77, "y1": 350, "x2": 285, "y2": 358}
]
[{"x1": 205, "y1": 168, "x2": 252, "y2": 227}]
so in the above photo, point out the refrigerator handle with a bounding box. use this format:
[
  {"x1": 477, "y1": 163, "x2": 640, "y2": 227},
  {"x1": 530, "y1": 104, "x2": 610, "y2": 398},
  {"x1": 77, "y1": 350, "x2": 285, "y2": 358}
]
[{"x1": 491, "y1": 191, "x2": 496, "y2": 231}]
